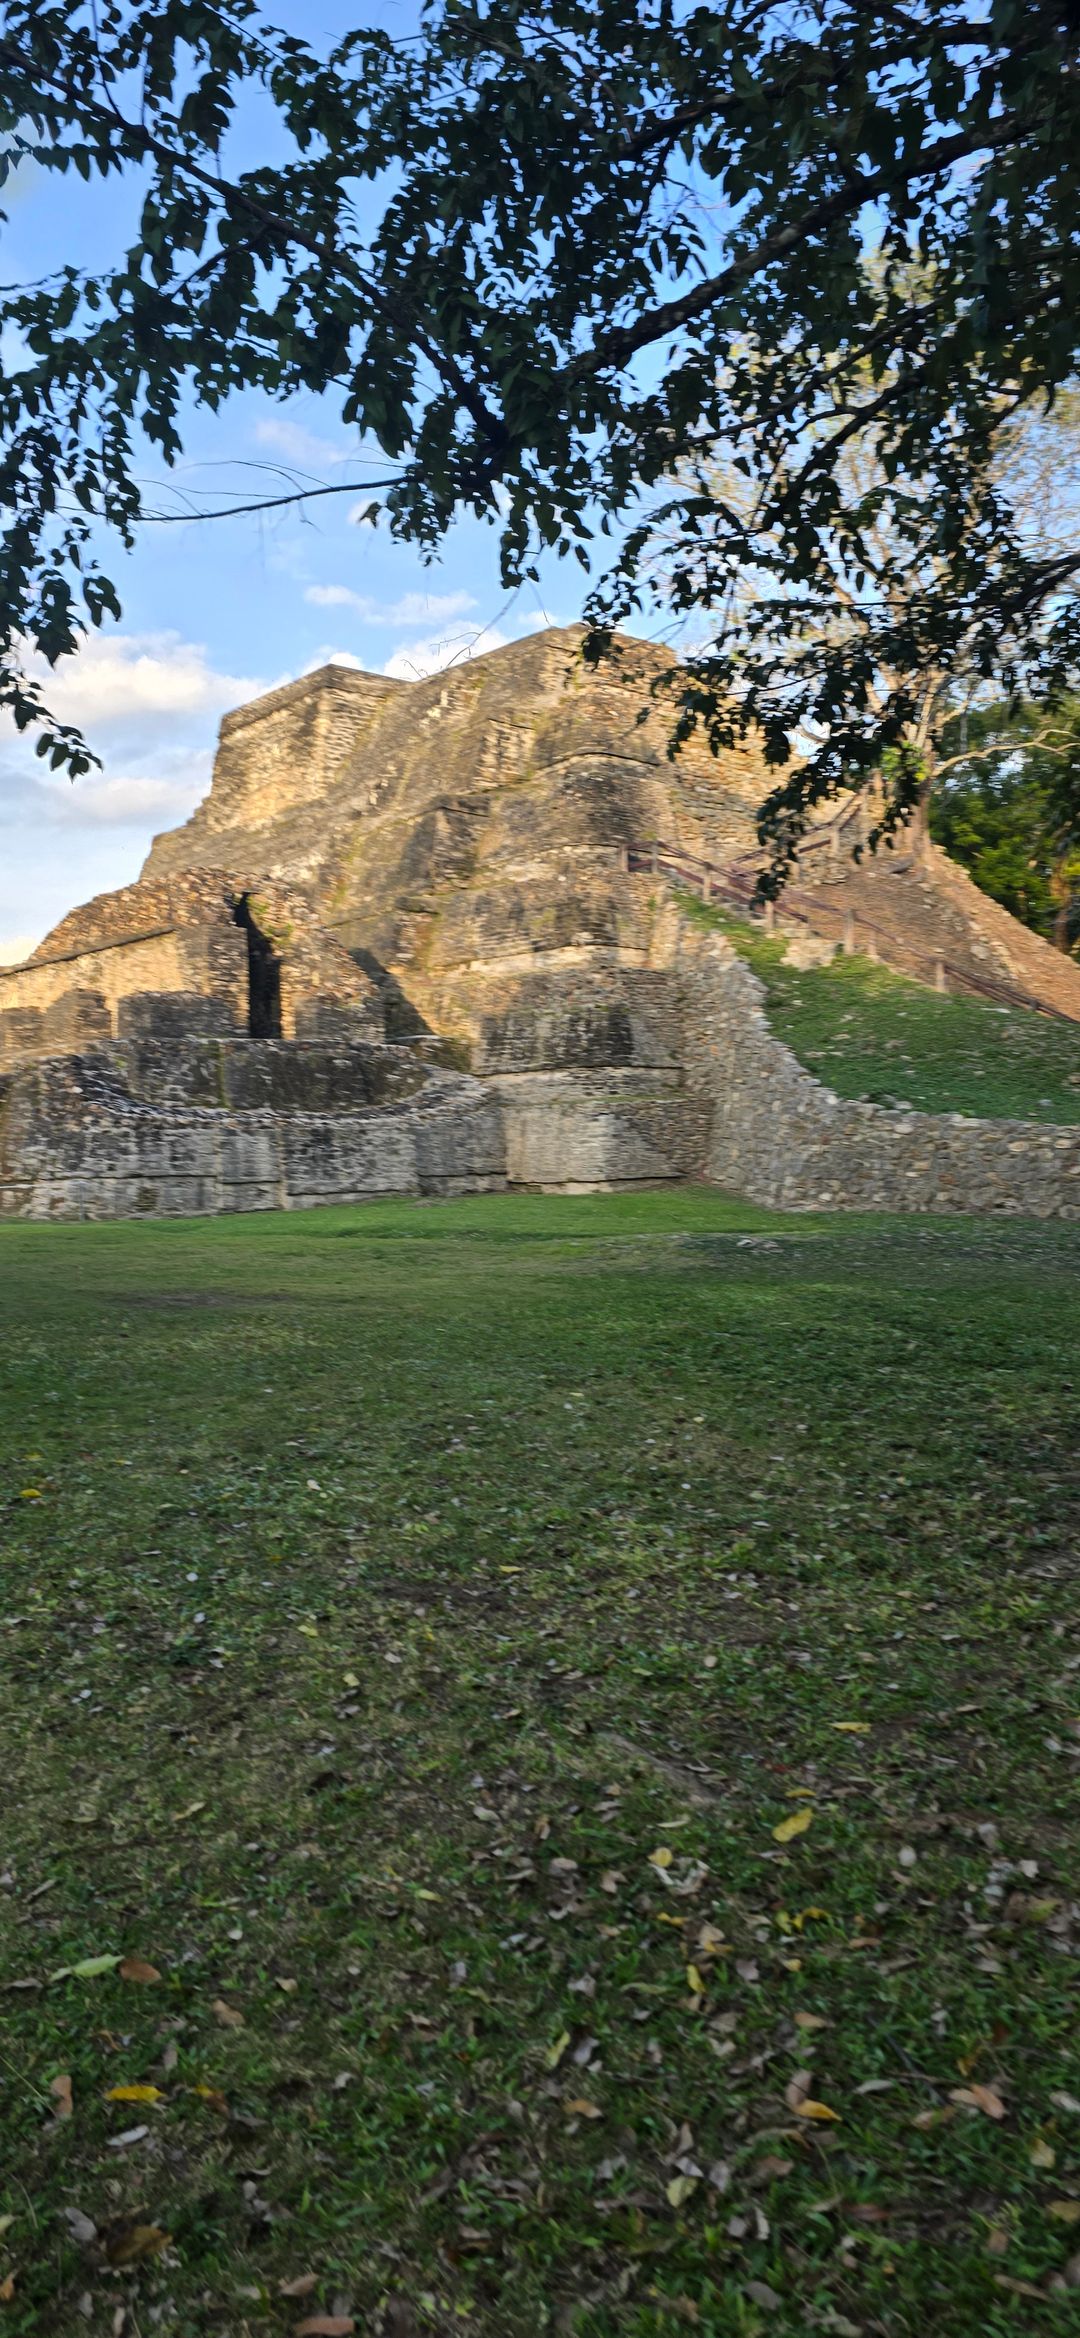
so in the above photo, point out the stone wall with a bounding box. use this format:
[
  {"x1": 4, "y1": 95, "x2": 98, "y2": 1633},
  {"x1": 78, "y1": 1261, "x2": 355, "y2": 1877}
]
[
  {"x1": 0, "y1": 925, "x2": 249, "y2": 1073},
  {"x1": 28, "y1": 869, "x2": 248, "y2": 962},
  {"x1": 676, "y1": 923, "x2": 1080, "y2": 1217},
  {"x1": 3, "y1": 938, "x2": 1077, "y2": 1217},
  {"x1": 2, "y1": 872, "x2": 384, "y2": 1073},
  {"x1": 0, "y1": 1040, "x2": 505, "y2": 1220},
  {"x1": 495, "y1": 1067, "x2": 708, "y2": 1189},
  {"x1": 145, "y1": 667, "x2": 406, "y2": 876}
]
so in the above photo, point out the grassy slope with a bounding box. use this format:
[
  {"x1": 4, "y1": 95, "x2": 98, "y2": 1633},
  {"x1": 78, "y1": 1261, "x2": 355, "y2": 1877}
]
[
  {"x1": 1, "y1": 1192, "x2": 1078, "y2": 2338},
  {"x1": 684, "y1": 900, "x2": 1080, "y2": 1123}
]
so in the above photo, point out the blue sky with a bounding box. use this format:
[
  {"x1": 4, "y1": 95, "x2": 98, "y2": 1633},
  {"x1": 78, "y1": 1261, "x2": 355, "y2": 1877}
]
[{"x1": 0, "y1": 1, "x2": 595, "y2": 959}]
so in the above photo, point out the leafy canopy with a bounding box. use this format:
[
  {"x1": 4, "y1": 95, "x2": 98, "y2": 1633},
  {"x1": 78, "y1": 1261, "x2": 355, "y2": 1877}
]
[
  {"x1": 2, "y1": 0, "x2": 1079, "y2": 864},
  {"x1": 932, "y1": 697, "x2": 1080, "y2": 952}
]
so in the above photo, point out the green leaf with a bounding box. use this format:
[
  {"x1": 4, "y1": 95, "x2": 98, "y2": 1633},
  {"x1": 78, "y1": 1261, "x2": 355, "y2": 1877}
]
[{"x1": 50, "y1": 1953, "x2": 122, "y2": 1982}]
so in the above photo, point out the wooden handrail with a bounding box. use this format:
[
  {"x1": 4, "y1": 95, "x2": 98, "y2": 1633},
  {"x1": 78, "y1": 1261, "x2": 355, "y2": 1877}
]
[{"x1": 629, "y1": 841, "x2": 1075, "y2": 1025}]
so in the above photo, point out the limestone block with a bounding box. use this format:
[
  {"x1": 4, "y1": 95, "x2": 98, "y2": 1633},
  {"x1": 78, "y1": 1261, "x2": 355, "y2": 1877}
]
[{"x1": 494, "y1": 1068, "x2": 701, "y2": 1190}]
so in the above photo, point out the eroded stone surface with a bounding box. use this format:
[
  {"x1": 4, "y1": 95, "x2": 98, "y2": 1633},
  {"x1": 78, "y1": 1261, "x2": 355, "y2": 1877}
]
[{"x1": 1, "y1": 625, "x2": 1077, "y2": 1220}]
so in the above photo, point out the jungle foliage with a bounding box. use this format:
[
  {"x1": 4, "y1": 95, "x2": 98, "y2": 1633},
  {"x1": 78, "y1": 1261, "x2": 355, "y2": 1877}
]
[{"x1": 931, "y1": 698, "x2": 1080, "y2": 953}]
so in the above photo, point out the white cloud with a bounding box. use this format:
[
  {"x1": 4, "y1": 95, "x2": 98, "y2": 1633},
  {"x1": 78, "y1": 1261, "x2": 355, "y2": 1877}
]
[
  {"x1": 303, "y1": 585, "x2": 479, "y2": 627},
  {"x1": 517, "y1": 608, "x2": 571, "y2": 633},
  {"x1": 390, "y1": 591, "x2": 479, "y2": 627},
  {"x1": 0, "y1": 933, "x2": 37, "y2": 966},
  {"x1": 0, "y1": 635, "x2": 273, "y2": 874},
  {"x1": 35, "y1": 751, "x2": 214, "y2": 831},
  {"x1": 304, "y1": 646, "x2": 366, "y2": 673},
  {"x1": 305, "y1": 584, "x2": 366, "y2": 611},
  {"x1": 23, "y1": 631, "x2": 266, "y2": 749},
  {"x1": 253, "y1": 416, "x2": 359, "y2": 472},
  {"x1": 382, "y1": 625, "x2": 511, "y2": 680}
]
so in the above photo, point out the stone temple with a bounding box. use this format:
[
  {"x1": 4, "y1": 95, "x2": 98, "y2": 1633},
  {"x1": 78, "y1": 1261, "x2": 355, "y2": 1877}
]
[{"x1": 1, "y1": 626, "x2": 1078, "y2": 1219}]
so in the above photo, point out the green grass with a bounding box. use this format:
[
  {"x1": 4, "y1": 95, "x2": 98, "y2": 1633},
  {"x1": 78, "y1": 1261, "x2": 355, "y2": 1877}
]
[
  {"x1": 1, "y1": 1191, "x2": 1079, "y2": 2338},
  {"x1": 685, "y1": 899, "x2": 1080, "y2": 1123}
]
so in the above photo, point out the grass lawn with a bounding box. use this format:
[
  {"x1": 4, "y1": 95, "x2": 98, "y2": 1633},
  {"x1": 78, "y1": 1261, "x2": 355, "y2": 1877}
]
[
  {"x1": 1, "y1": 1191, "x2": 1078, "y2": 2338},
  {"x1": 684, "y1": 901, "x2": 1080, "y2": 1124}
]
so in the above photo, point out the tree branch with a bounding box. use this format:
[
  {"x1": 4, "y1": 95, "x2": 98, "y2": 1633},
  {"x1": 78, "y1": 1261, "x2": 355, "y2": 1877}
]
[
  {"x1": 568, "y1": 109, "x2": 1039, "y2": 380},
  {"x1": 134, "y1": 475, "x2": 400, "y2": 523},
  {"x1": 0, "y1": 38, "x2": 510, "y2": 456}
]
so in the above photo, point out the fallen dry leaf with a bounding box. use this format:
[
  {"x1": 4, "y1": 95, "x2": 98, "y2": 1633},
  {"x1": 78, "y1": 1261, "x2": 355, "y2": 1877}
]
[
  {"x1": 211, "y1": 1998, "x2": 244, "y2": 2029},
  {"x1": 1029, "y1": 2136, "x2": 1056, "y2": 2169},
  {"x1": 279, "y1": 2274, "x2": 319, "y2": 2298},
  {"x1": 796, "y1": 2099, "x2": 841, "y2": 2122},
  {"x1": 912, "y1": 2106, "x2": 956, "y2": 2131},
  {"x1": 545, "y1": 2030, "x2": 570, "y2": 2070},
  {"x1": 743, "y1": 2279, "x2": 782, "y2": 2311},
  {"x1": 62, "y1": 2208, "x2": 97, "y2": 2247},
  {"x1": 103, "y1": 2223, "x2": 171, "y2": 2267},
  {"x1": 949, "y1": 2084, "x2": 1006, "y2": 2120},
  {"x1": 831, "y1": 1722, "x2": 870, "y2": 1734},
  {"x1": 666, "y1": 2174, "x2": 697, "y2": 2208},
  {"x1": 1048, "y1": 2202, "x2": 1080, "y2": 2226},
  {"x1": 794, "y1": 2010, "x2": 829, "y2": 2032},
  {"x1": 563, "y1": 2097, "x2": 603, "y2": 2119},
  {"x1": 994, "y1": 2276, "x2": 1048, "y2": 2302},
  {"x1": 105, "y1": 2085, "x2": 164, "y2": 2105},
  {"x1": 773, "y1": 1807, "x2": 813, "y2": 1845},
  {"x1": 190, "y1": 2084, "x2": 228, "y2": 2114},
  {"x1": 648, "y1": 1846, "x2": 674, "y2": 1870},
  {"x1": 118, "y1": 1957, "x2": 161, "y2": 1985},
  {"x1": 293, "y1": 2319, "x2": 355, "y2": 2336},
  {"x1": 49, "y1": 2073, "x2": 73, "y2": 2119},
  {"x1": 106, "y1": 2125, "x2": 149, "y2": 2150},
  {"x1": 173, "y1": 1800, "x2": 207, "y2": 1823},
  {"x1": 0, "y1": 2272, "x2": 15, "y2": 2303}
]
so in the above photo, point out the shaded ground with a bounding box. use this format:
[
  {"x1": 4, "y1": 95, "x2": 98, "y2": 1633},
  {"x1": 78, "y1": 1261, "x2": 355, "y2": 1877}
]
[
  {"x1": 690, "y1": 902, "x2": 1080, "y2": 1122},
  {"x1": 1, "y1": 1191, "x2": 1078, "y2": 2338}
]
